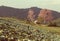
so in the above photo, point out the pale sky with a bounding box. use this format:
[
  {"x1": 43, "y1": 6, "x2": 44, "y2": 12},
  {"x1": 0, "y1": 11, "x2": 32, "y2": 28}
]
[{"x1": 0, "y1": 0, "x2": 60, "y2": 12}]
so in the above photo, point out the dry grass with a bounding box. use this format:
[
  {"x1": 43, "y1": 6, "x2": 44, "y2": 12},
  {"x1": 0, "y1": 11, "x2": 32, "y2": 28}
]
[{"x1": 34, "y1": 24, "x2": 60, "y2": 34}]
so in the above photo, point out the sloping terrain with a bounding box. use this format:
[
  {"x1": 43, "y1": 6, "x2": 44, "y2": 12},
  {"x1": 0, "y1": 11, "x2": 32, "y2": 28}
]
[
  {"x1": 0, "y1": 6, "x2": 60, "y2": 21},
  {"x1": 0, "y1": 17, "x2": 60, "y2": 41}
]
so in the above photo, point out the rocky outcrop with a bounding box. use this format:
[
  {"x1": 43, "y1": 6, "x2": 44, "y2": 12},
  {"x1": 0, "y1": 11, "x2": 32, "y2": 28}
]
[
  {"x1": 38, "y1": 9, "x2": 53, "y2": 23},
  {"x1": 27, "y1": 9, "x2": 35, "y2": 22}
]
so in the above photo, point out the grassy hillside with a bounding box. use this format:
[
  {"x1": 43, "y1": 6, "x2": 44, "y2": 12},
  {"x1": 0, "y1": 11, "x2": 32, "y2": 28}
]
[{"x1": 0, "y1": 17, "x2": 60, "y2": 41}]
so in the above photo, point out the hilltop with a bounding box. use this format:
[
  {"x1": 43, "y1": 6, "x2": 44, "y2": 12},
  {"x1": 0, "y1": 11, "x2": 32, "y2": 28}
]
[{"x1": 0, "y1": 6, "x2": 60, "y2": 21}]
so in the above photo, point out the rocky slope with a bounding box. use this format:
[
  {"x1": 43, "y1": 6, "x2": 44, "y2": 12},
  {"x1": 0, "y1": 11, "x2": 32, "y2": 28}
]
[{"x1": 0, "y1": 17, "x2": 60, "y2": 41}]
